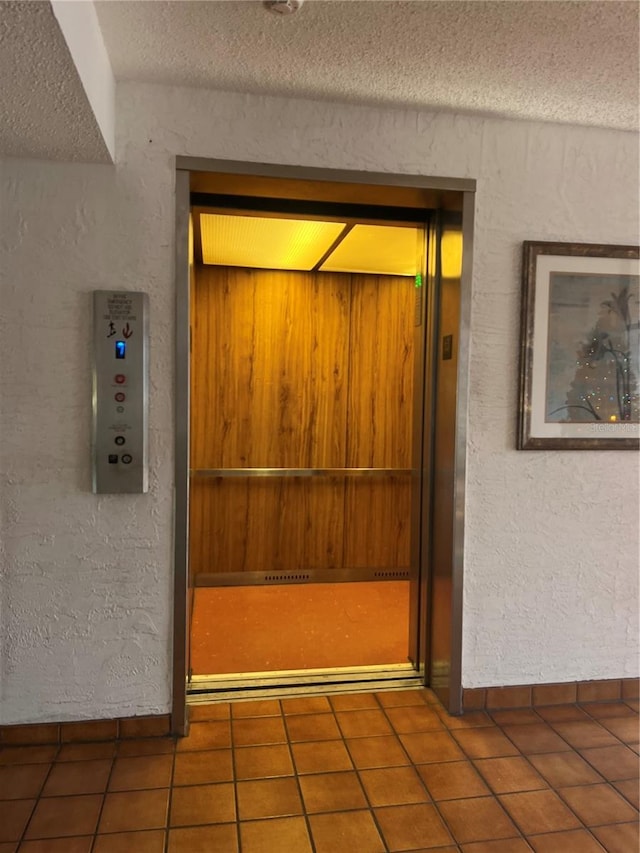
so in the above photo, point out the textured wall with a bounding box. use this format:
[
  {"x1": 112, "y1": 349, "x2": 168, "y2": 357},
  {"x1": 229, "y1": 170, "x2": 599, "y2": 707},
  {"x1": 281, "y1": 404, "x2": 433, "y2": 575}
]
[{"x1": 1, "y1": 83, "x2": 638, "y2": 723}]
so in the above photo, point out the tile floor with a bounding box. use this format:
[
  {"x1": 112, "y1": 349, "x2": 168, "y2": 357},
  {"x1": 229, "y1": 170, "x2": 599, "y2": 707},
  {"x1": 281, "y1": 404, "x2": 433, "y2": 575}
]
[{"x1": 0, "y1": 688, "x2": 638, "y2": 852}]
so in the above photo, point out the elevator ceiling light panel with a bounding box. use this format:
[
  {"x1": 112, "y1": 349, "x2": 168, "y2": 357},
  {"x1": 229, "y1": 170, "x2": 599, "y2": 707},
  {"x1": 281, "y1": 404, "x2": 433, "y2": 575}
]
[
  {"x1": 200, "y1": 213, "x2": 346, "y2": 271},
  {"x1": 319, "y1": 225, "x2": 421, "y2": 276}
]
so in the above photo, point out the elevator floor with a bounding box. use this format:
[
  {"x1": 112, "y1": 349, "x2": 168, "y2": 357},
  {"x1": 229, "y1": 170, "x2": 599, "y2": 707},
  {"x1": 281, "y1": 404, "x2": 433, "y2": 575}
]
[{"x1": 190, "y1": 581, "x2": 410, "y2": 676}]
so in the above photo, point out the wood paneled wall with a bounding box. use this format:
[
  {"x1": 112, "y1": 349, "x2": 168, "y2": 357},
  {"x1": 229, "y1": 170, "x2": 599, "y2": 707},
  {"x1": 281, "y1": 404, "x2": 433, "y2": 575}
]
[{"x1": 190, "y1": 265, "x2": 415, "y2": 578}]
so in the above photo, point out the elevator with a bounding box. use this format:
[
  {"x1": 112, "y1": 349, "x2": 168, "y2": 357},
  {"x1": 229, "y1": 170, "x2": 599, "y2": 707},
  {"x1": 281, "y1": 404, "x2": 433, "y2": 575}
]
[{"x1": 173, "y1": 162, "x2": 475, "y2": 731}]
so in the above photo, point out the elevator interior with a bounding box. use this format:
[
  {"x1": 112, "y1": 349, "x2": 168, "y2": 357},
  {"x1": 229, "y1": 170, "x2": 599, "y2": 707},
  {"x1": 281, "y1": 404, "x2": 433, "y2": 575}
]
[{"x1": 177, "y1": 166, "x2": 471, "y2": 711}]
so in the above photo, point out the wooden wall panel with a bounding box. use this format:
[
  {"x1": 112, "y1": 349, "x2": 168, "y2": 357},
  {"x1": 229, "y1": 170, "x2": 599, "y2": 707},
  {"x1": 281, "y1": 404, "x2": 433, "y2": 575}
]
[
  {"x1": 190, "y1": 265, "x2": 415, "y2": 577},
  {"x1": 347, "y1": 274, "x2": 415, "y2": 468},
  {"x1": 189, "y1": 478, "x2": 344, "y2": 574},
  {"x1": 191, "y1": 266, "x2": 349, "y2": 469},
  {"x1": 343, "y1": 478, "x2": 412, "y2": 569}
]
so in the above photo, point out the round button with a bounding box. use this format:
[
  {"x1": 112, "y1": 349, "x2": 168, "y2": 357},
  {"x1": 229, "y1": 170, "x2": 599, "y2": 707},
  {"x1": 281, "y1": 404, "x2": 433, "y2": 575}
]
[
  {"x1": 115, "y1": 392, "x2": 126, "y2": 402},
  {"x1": 121, "y1": 454, "x2": 132, "y2": 464},
  {"x1": 115, "y1": 374, "x2": 126, "y2": 384},
  {"x1": 114, "y1": 436, "x2": 125, "y2": 446},
  {"x1": 116, "y1": 406, "x2": 124, "y2": 413}
]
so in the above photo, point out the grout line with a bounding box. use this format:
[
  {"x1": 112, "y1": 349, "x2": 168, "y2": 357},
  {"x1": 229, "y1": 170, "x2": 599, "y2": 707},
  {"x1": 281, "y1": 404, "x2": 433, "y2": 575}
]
[{"x1": 163, "y1": 737, "x2": 178, "y2": 853}]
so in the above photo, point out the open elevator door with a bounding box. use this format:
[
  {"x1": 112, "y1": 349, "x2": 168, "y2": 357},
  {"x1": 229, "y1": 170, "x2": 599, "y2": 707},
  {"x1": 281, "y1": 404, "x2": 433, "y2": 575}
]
[
  {"x1": 172, "y1": 162, "x2": 474, "y2": 730},
  {"x1": 187, "y1": 195, "x2": 429, "y2": 697}
]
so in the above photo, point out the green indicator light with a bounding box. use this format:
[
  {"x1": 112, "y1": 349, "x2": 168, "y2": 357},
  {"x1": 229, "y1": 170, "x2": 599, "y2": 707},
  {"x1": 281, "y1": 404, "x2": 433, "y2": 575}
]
[{"x1": 415, "y1": 274, "x2": 423, "y2": 288}]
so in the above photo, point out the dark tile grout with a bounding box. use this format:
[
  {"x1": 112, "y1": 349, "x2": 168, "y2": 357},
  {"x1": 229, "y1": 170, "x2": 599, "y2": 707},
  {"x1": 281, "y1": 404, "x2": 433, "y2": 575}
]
[{"x1": 0, "y1": 692, "x2": 637, "y2": 852}]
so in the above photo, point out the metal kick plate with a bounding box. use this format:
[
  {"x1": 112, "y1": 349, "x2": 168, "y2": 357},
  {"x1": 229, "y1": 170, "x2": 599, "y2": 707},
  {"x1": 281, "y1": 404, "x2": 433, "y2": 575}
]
[{"x1": 92, "y1": 291, "x2": 149, "y2": 493}]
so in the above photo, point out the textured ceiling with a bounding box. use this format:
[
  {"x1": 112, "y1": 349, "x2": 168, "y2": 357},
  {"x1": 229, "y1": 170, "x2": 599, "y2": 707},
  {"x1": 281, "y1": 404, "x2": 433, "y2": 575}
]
[
  {"x1": 1, "y1": 1, "x2": 637, "y2": 165},
  {"x1": 95, "y1": 0, "x2": 639, "y2": 131},
  {"x1": 0, "y1": 1, "x2": 111, "y2": 162}
]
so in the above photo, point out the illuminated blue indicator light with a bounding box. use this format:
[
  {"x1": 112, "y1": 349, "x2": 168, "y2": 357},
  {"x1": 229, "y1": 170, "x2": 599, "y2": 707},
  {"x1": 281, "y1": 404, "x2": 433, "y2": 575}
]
[{"x1": 115, "y1": 341, "x2": 126, "y2": 359}]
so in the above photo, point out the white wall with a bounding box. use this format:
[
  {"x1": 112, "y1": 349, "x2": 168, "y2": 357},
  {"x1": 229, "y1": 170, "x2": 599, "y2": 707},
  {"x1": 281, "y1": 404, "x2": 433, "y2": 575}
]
[{"x1": 1, "y1": 82, "x2": 638, "y2": 723}]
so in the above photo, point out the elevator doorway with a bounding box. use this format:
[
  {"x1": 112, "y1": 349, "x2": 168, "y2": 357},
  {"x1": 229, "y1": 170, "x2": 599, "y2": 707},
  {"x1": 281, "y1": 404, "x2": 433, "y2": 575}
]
[{"x1": 173, "y1": 161, "x2": 475, "y2": 729}]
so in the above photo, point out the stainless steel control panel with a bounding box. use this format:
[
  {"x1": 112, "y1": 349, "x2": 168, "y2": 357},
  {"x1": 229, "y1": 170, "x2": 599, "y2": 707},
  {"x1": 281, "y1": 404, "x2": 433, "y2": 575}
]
[{"x1": 92, "y1": 291, "x2": 149, "y2": 493}]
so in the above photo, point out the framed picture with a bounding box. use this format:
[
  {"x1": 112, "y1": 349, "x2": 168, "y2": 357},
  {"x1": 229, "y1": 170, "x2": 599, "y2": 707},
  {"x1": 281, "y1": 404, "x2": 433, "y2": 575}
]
[{"x1": 518, "y1": 241, "x2": 640, "y2": 450}]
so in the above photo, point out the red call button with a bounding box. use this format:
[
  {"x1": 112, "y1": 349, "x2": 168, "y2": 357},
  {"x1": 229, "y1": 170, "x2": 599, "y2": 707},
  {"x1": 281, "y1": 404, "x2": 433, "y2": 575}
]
[
  {"x1": 115, "y1": 392, "x2": 126, "y2": 402},
  {"x1": 115, "y1": 374, "x2": 126, "y2": 384}
]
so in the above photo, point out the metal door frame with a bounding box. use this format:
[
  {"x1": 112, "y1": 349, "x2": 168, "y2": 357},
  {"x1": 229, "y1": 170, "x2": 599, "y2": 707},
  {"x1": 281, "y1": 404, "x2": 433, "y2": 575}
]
[{"x1": 172, "y1": 157, "x2": 475, "y2": 734}]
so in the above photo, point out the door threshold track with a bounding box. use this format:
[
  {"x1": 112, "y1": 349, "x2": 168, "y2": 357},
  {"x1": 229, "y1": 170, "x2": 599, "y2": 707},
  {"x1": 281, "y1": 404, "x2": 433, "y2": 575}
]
[{"x1": 187, "y1": 663, "x2": 423, "y2": 704}]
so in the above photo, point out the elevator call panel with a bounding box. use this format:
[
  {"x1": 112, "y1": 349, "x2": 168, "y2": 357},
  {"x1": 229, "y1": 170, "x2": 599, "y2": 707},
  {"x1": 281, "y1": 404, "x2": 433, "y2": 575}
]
[{"x1": 92, "y1": 291, "x2": 149, "y2": 494}]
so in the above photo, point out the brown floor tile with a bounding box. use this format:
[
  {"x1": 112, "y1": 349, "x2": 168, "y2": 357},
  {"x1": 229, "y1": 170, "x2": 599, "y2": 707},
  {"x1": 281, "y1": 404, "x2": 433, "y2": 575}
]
[
  {"x1": 309, "y1": 809, "x2": 385, "y2": 853},
  {"x1": 534, "y1": 706, "x2": 590, "y2": 723},
  {"x1": 170, "y1": 782, "x2": 235, "y2": 825},
  {"x1": 42, "y1": 759, "x2": 111, "y2": 796},
  {"x1": 18, "y1": 838, "x2": 93, "y2": 853},
  {"x1": 417, "y1": 760, "x2": 490, "y2": 800},
  {"x1": 558, "y1": 782, "x2": 638, "y2": 826},
  {"x1": 291, "y1": 739, "x2": 353, "y2": 774},
  {"x1": 599, "y1": 715, "x2": 640, "y2": 743},
  {"x1": 60, "y1": 720, "x2": 117, "y2": 743},
  {"x1": 486, "y1": 686, "x2": 532, "y2": 710},
  {"x1": 385, "y1": 704, "x2": 445, "y2": 734},
  {"x1": 0, "y1": 747, "x2": 57, "y2": 766},
  {"x1": 167, "y1": 824, "x2": 238, "y2": 853},
  {"x1": 577, "y1": 679, "x2": 621, "y2": 703},
  {"x1": 501, "y1": 723, "x2": 572, "y2": 755},
  {"x1": 99, "y1": 789, "x2": 169, "y2": 833},
  {"x1": 532, "y1": 683, "x2": 577, "y2": 707},
  {"x1": 116, "y1": 738, "x2": 175, "y2": 757},
  {"x1": 474, "y1": 756, "x2": 548, "y2": 794},
  {"x1": 236, "y1": 777, "x2": 302, "y2": 820},
  {"x1": 375, "y1": 802, "x2": 453, "y2": 849},
  {"x1": 281, "y1": 696, "x2": 331, "y2": 715},
  {"x1": 55, "y1": 742, "x2": 116, "y2": 762},
  {"x1": 581, "y1": 701, "x2": 638, "y2": 720},
  {"x1": 527, "y1": 752, "x2": 604, "y2": 787},
  {"x1": 188, "y1": 703, "x2": 231, "y2": 722},
  {"x1": 234, "y1": 744, "x2": 293, "y2": 779},
  {"x1": 451, "y1": 728, "x2": 519, "y2": 759},
  {"x1": 550, "y1": 720, "x2": 618, "y2": 749},
  {"x1": 489, "y1": 709, "x2": 542, "y2": 726},
  {"x1": 0, "y1": 799, "x2": 35, "y2": 842},
  {"x1": 498, "y1": 789, "x2": 581, "y2": 835},
  {"x1": 460, "y1": 841, "x2": 532, "y2": 853},
  {"x1": 119, "y1": 718, "x2": 170, "y2": 740},
  {"x1": 240, "y1": 816, "x2": 312, "y2": 852},
  {"x1": 173, "y1": 748, "x2": 233, "y2": 785},
  {"x1": 299, "y1": 770, "x2": 367, "y2": 813},
  {"x1": 0, "y1": 845, "x2": 14, "y2": 853},
  {"x1": 437, "y1": 710, "x2": 495, "y2": 730},
  {"x1": 1, "y1": 725, "x2": 58, "y2": 747},
  {"x1": 108, "y1": 754, "x2": 173, "y2": 791},
  {"x1": 232, "y1": 699, "x2": 282, "y2": 718},
  {"x1": 613, "y1": 778, "x2": 640, "y2": 808},
  {"x1": 336, "y1": 710, "x2": 393, "y2": 738},
  {"x1": 285, "y1": 714, "x2": 340, "y2": 743},
  {"x1": 625, "y1": 700, "x2": 640, "y2": 712},
  {"x1": 232, "y1": 716, "x2": 288, "y2": 746},
  {"x1": 400, "y1": 731, "x2": 465, "y2": 764},
  {"x1": 360, "y1": 766, "x2": 429, "y2": 806},
  {"x1": 347, "y1": 734, "x2": 410, "y2": 769},
  {"x1": 330, "y1": 692, "x2": 380, "y2": 711},
  {"x1": 376, "y1": 689, "x2": 428, "y2": 708},
  {"x1": 437, "y1": 796, "x2": 519, "y2": 844},
  {"x1": 579, "y1": 744, "x2": 640, "y2": 780},
  {"x1": 24, "y1": 793, "x2": 102, "y2": 839},
  {"x1": 0, "y1": 764, "x2": 49, "y2": 799},
  {"x1": 527, "y1": 828, "x2": 607, "y2": 852},
  {"x1": 93, "y1": 829, "x2": 166, "y2": 853},
  {"x1": 176, "y1": 720, "x2": 231, "y2": 751},
  {"x1": 592, "y1": 821, "x2": 640, "y2": 853}
]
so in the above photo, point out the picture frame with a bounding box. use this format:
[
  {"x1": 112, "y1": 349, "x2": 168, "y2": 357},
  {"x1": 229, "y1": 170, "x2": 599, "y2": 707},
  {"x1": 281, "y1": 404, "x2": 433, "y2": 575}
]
[{"x1": 518, "y1": 241, "x2": 640, "y2": 450}]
